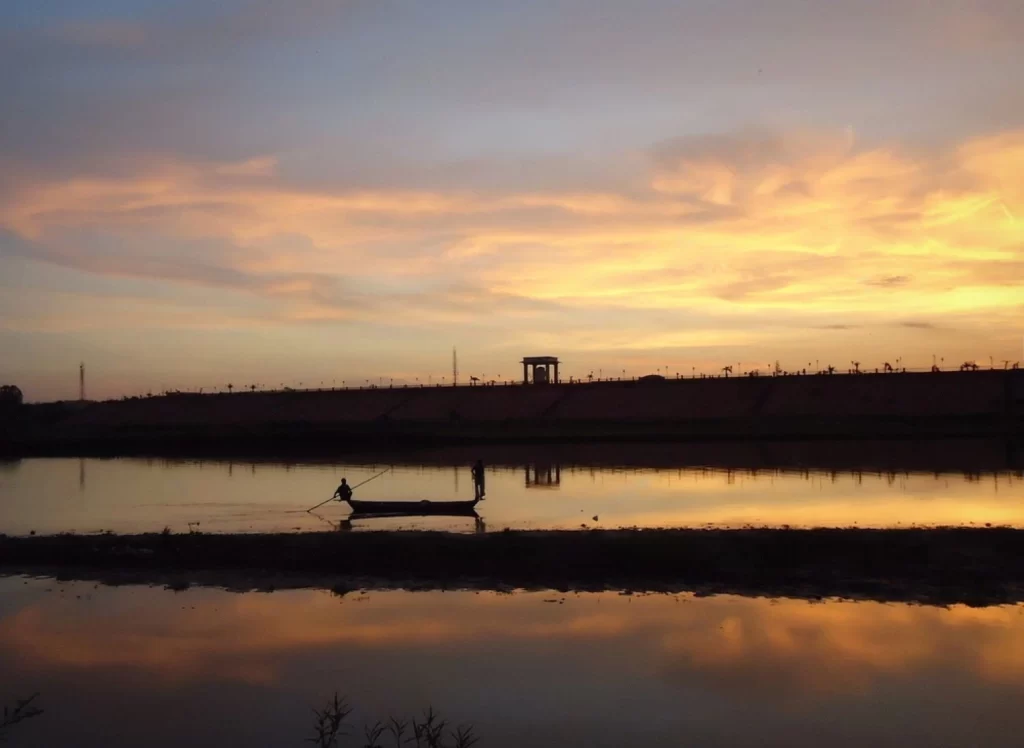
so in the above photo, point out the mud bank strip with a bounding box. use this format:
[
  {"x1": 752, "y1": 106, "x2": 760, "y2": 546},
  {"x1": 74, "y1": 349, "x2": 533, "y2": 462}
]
[{"x1": 3, "y1": 528, "x2": 1024, "y2": 606}]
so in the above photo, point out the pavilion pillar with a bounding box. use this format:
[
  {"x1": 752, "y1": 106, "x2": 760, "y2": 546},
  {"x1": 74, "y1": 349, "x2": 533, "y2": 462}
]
[{"x1": 521, "y1": 356, "x2": 561, "y2": 385}]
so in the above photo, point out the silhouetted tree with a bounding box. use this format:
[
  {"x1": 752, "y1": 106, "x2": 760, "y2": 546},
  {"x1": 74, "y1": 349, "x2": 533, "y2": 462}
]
[{"x1": 0, "y1": 384, "x2": 23, "y2": 407}]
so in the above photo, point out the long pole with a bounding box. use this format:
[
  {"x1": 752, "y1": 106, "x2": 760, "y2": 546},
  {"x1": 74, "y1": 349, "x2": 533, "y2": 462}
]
[
  {"x1": 351, "y1": 466, "x2": 392, "y2": 490},
  {"x1": 305, "y1": 466, "x2": 393, "y2": 512},
  {"x1": 306, "y1": 495, "x2": 338, "y2": 513}
]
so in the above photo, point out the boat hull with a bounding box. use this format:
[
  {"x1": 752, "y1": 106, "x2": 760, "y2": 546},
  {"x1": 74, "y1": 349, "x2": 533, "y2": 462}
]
[{"x1": 345, "y1": 498, "x2": 479, "y2": 516}]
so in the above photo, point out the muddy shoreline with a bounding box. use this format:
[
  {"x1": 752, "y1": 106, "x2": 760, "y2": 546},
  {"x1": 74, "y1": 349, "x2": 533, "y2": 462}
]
[{"x1": 3, "y1": 528, "x2": 1023, "y2": 606}]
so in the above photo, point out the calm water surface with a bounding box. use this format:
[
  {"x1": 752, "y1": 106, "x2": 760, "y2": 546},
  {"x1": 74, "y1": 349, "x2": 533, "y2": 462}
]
[
  {"x1": 3, "y1": 577, "x2": 1024, "y2": 747},
  {"x1": 1, "y1": 457, "x2": 1023, "y2": 535}
]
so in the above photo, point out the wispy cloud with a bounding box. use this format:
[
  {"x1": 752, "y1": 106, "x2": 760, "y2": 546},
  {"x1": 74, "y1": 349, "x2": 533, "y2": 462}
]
[
  {"x1": 48, "y1": 20, "x2": 148, "y2": 49},
  {"x1": 1, "y1": 0, "x2": 1023, "y2": 397},
  {"x1": 866, "y1": 276, "x2": 912, "y2": 288},
  {"x1": 3, "y1": 128, "x2": 1022, "y2": 332}
]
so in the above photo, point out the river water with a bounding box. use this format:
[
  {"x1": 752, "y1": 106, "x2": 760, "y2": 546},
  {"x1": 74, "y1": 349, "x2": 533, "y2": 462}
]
[
  {"x1": 3, "y1": 577, "x2": 1024, "y2": 747},
  {"x1": 4, "y1": 450, "x2": 1024, "y2": 745},
  {"x1": 0, "y1": 455, "x2": 1022, "y2": 535}
]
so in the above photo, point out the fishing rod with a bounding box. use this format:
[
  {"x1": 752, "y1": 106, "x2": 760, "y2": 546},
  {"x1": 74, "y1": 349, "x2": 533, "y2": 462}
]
[{"x1": 305, "y1": 466, "x2": 393, "y2": 513}]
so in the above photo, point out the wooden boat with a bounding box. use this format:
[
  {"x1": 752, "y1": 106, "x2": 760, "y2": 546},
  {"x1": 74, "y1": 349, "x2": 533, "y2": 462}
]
[{"x1": 343, "y1": 497, "x2": 480, "y2": 517}]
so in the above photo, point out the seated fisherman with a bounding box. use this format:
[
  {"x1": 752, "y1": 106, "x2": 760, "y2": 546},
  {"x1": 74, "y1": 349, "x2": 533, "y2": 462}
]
[{"x1": 334, "y1": 478, "x2": 353, "y2": 502}]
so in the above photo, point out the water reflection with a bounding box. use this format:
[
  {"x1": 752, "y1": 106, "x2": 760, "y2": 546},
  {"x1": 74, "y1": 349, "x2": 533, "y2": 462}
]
[
  {"x1": 0, "y1": 454, "x2": 1022, "y2": 535},
  {"x1": 3, "y1": 578, "x2": 1024, "y2": 747},
  {"x1": 525, "y1": 464, "x2": 561, "y2": 489}
]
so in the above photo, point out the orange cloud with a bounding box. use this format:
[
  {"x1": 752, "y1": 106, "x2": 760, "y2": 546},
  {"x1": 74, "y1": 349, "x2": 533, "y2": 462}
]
[{"x1": 1, "y1": 127, "x2": 1022, "y2": 378}]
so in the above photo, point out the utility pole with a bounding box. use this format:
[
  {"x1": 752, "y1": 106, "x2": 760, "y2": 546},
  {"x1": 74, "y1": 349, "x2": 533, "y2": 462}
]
[
  {"x1": 79, "y1": 362, "x2": 85, "y2": 401},
  {"x1": 453, "y1": 347, "x2": 458, "y2": 387}
]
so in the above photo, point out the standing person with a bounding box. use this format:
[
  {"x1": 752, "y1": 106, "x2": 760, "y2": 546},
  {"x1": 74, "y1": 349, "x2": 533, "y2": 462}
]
[
  {"x1": 333, "y1": 478, "x2": 353, "y2": 503},
  {"x1": 471, "y1": 460, "x2": 486, "y2": 500}
]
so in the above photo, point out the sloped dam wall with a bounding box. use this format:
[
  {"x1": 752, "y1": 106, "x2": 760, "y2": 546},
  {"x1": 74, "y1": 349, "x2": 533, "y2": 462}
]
[{"x1": 3, "y1": 369, "x2": 1022, "y2": 455}]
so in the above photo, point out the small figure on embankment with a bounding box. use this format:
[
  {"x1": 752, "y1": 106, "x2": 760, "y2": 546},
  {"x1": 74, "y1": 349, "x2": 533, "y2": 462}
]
[{"x1": 472, "y1": 460, "x2": 486, "y2": 500}]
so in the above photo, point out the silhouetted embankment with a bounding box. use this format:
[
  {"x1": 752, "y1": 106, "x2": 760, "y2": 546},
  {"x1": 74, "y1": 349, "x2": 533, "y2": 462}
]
[
  {"x1": 3, "y1": 369, "x2": 1022, "y2": 456},
  {"x1": 4, "y1": 527, "x2": 1024, "y2": 606}
]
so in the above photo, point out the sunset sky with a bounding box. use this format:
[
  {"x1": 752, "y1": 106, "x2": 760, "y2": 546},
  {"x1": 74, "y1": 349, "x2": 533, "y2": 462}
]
[{"x1": 2, "y1": 0, "x2": 1022, "y2": 400}]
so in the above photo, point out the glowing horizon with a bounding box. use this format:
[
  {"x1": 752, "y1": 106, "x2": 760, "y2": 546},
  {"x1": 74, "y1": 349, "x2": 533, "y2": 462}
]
[{"x1": 2, "y1": 1, "x2": 1022, "y2": 401}]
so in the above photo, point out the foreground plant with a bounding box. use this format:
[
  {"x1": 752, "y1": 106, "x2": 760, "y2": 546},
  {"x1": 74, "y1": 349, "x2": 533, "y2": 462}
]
[
  {"x1": 0, "y1": 694, "x2": 43, "y2": 742},
  {"x1": 307, "y1": 693, "x2": 353, "y2": 747},
  {"x1": 307, "y1": 695, "x2": 478, "y2": 748}
]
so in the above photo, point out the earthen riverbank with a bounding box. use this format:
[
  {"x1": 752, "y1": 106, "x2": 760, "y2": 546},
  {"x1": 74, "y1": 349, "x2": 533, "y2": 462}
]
[{"x1": 3, "y1": 369, "x2": 1023, "y2": 456}]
